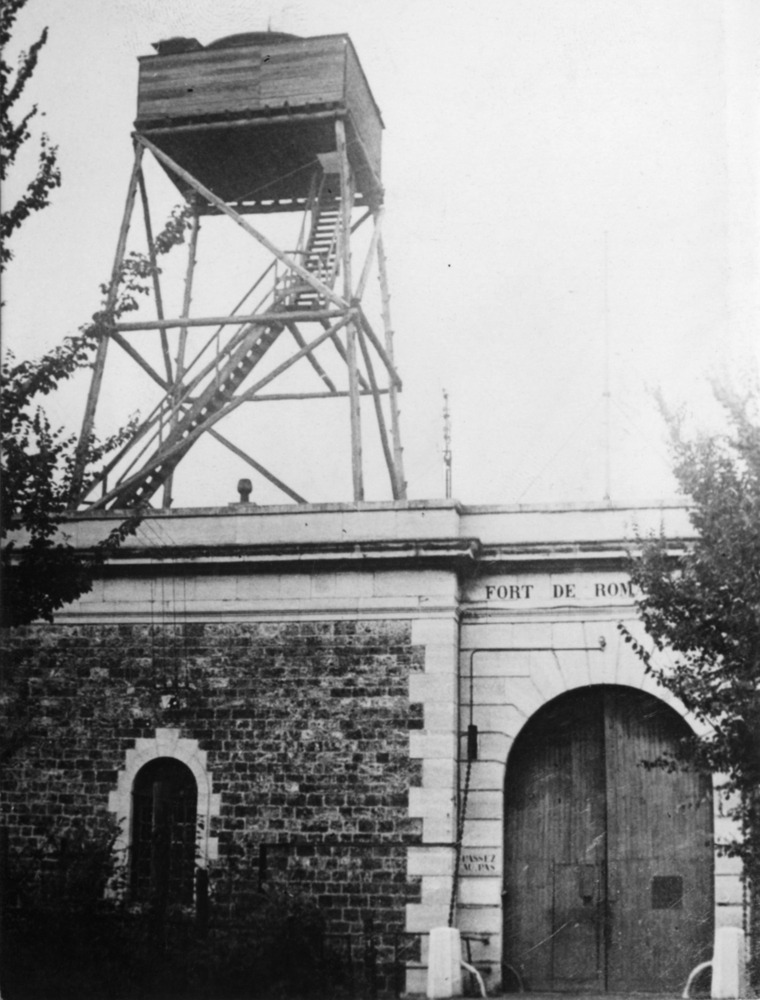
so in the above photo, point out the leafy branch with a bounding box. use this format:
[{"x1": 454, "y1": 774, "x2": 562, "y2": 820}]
[
  {"x1": 619, "y1": 382, "x2": 760, "y2": 885},
  {"x1": 0, "y1": 2, "x2": 61, "y2": 268},
  {"x1": 2, "y1": 201, "x2": 195, "y2": 627}
]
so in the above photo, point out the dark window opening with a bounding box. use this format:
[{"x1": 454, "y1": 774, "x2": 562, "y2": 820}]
[
  {"x1": 131, "y1": 757, "x2": 197, "y2": 906},
  {"x1": 651, "y1": 875, "x2": 683, "y2": 909}
]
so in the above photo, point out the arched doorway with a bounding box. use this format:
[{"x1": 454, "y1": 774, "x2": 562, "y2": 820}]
[
  {"x1": 131, "y1": 757, "x2": 198, "y2": 906},
  {"x1": 503, "y1": 685, "x2": 713, "y2": 993}
]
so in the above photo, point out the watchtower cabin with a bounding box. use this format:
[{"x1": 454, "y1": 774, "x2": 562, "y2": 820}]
[
  {"x1": 71, "y1": 31, "x2": 405, "y2": 512},
  {"x1": 135, "y1": 33, "x2": 383, "y2": 212}
]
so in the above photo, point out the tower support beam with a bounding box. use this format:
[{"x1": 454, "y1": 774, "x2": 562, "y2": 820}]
[
  {"x1": 89, "y1": 314, "x2": 353, "y2": 510},
  {"x1": 336, "y1": 118, "x2": 364, "y2": 503},
  {"x1": 70, "y1": 141, "x2": 144, "y2": 505},
  {"x1": 285, "y1": 322, "x2": 338, "y2": 393},
  {"x1": 377, "y1": 235, "x2": 407, "y2": 499},
  {"x1": 135, "y1": 134, "x2": 348, "y2": 309},
  {"x1": 354, "y1": 209, "x2": 384, "y2": 302},
  {"x1": 206, "y1": 427, "x2": 307, "y2": 504},
  {"x1": 71, "y1": 36, "x2": 406, "y2": 510},
  {"x1": 356, "y1": 321, "x2": 400, "y2": 499},
  {"x1": 357, "y1": 309, "x2": 403, "y2": 389},
  {"x1": 164, "y1": 197, "x2": 201, "y2": 508},
  {"x1": 112, "y1": 309, "x2": 344, "y2": 331},
  {"x1": 111, "y1": 332, "x2": 169, "y2": 391},
  {"x1": 137, "y1": 168, "x2": 173, "y2": 383}
]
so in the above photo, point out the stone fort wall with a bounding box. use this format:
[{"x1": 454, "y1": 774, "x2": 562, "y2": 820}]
[
  {"x1": 0, "y1": 619, "x2": 424, "y2": 960},
  {"x1": 2, "y1": 500, "x2": 748, "y2": 993}
]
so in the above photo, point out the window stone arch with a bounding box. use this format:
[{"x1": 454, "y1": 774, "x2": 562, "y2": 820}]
[
  {"x1": 131, "y1": 756, "x2": 198, "y2": 904},
  {"x1": 108, "y1": 728, "x2": 220, "y2": 881}
]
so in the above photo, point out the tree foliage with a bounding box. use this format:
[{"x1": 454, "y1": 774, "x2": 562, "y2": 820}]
[
  {"x1": 620, "y1": 383, "x2": 760, "y2": 965},
  {"x1": 0, "y1": 0, "x2": 61, "y2": 269},
  {"x1": 0, "y1": 0, "x2": 195, "y2": 626},
  {"x1": 1, "y1": 339, "x2": 139, "y2": 627},
  {"x1": 2, "y1": 203, "x2": 193, "y2": 628}
]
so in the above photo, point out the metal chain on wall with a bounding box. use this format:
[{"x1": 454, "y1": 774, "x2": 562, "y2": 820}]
[{"x1": 448, "y1": 754, "x2": 473, "y2": 927}]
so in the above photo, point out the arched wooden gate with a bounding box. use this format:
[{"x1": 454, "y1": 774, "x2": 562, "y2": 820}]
[{"x1": 503, "y1": 685, "x2": 713, "y2": 992}]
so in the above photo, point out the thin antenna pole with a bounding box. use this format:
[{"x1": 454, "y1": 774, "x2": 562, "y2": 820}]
[
  {"x1": 603, "y1": 231, "x2": 611, "y2": 502},
  {"x1": 443, "y1": 389, "x2": 452, "y2": 499}
]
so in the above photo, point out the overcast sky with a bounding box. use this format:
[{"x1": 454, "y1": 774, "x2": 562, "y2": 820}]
[{"x1": 4, "y1": 0, "x2": 759, "y2": 509}]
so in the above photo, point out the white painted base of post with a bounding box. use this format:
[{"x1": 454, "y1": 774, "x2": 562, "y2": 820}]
[
  {"x1": 427, "y1": 927, "x2": 463, "y2": 999},
  {"x1": 712, "y1": 927, "x2": 748, "y2": 999}
]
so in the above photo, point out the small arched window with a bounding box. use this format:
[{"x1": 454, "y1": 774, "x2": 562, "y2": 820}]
[{"x1": 131, "y1": 757, "x2": 197, "y2": 906}]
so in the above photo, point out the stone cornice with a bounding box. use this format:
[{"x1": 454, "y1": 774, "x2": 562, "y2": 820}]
[{"x1": 3, "y1": 497, "x2": 695, "y2": 574}]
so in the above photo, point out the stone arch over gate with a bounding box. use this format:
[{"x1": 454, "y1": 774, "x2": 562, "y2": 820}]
[
  {"x1": 502, "y1": 684, "x2": 714, "y2": 992},
  {"x1": 454, "y1": 621, "x2": 744, "y2": 993}
]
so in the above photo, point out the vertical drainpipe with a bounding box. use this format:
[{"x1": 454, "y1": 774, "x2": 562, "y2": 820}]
[{"x1": 449, "y1": 543, "x2": 481, "y2": 927}]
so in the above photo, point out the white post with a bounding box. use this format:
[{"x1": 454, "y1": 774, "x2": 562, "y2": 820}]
[
  {"x1": 427, "y1": 927, "x2": 463, "y2": 999},
  {"x1": 711, "y1": 927, "x2": 748, "y2": 999}
]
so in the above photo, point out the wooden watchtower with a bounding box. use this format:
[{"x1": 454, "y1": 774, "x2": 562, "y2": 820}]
[{"x1": 72, "y1": 32, "x2": 405, "y2": 510}]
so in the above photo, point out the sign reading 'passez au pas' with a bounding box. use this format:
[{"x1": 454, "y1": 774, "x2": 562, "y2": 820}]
[{"x1": 459, "y1": 851, "x2": 499, "y2": 875}]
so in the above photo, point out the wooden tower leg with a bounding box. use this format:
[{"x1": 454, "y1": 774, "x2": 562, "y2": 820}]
[
  {"x1": 357, "y1": 322, "x2": 400, "y2": 499},
  {"x1": 336, "y1": 118, "x2": 364, "y2": 502},
  {"x1": 70, "y1": 141, "x2": 144, "y2": 506},
  {"x1": 137, "y1": 168, "x2": 172, "y2": 384},
  {"x1": 377, "y1": 234, "x2": 407, "y2": 499},
  {"x1": 163, "y1": 195, "x2": 200, "y2": 508}
]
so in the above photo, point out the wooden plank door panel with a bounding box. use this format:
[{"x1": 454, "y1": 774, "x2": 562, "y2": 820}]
[
  {"x1": 607, "y1": 857, "x2": 711, "y2": 991},
  {"x1": 604, "y1": 687, "x2": 714, "y2": 991},
  {"x1": 503, "y1": 688, "x2": 606, "y2": 992},
  {"x1": 504, "y1": 685, "x2": 713, "y2": 994},
  {"x1": 552, "y1": 863, "x2": 603, "y2": 987}
]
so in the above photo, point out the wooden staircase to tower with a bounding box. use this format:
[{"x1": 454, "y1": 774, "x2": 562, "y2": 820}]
[
  {"x1": 294, "y1": 196, "x2": 341, "y2": 310},
  {"x1": 73, "y1": 33, "x2": 404, "y2": 511},
  {"x1": 102, "y1": 186, "x2": 347, "y2": 510},
  {"x1": 103, "y1": 316, "x2": 285, "y2": 509}
]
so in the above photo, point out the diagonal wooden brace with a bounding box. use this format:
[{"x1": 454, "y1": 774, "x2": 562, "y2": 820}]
[
  {"x1": 90, "y1": 314, "x2": 353, "y2": 509},
  {"x1": 136, "y1": 134, "x2": 349, "y2": 310}
]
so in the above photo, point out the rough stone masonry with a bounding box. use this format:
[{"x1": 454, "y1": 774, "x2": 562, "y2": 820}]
[
  {"x1": 1, "y1": 619, "x2": 424, "y2": 946},
  {"x1": 0, "y1": 500, "x2": 748, "y2": 993}
]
